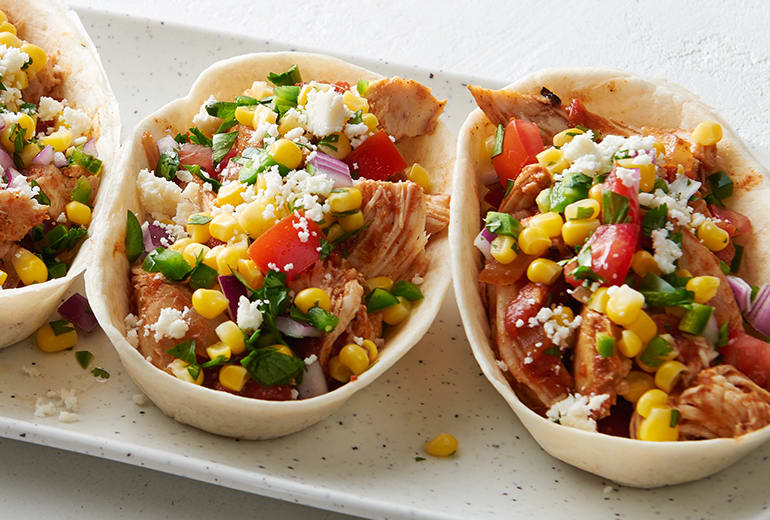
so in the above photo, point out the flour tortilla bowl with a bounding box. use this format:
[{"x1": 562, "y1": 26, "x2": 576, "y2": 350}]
[
  {"x1": 450, "y1": 68, "x2": 770, "y2": 487},
  {"x1": 0, "y1": 0, "x2": 120, "y2": 347}
]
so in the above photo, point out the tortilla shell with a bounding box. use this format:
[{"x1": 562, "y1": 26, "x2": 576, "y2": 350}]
[
  {"x1": 0, "y1": 0, "x2": 120, "y2": 347},
  {"x1": 450, "y1": 68, "x2": 770, "y2": 487},
  {"x1": 86, "y1": 52, "x2": 452, "y2": 439}
]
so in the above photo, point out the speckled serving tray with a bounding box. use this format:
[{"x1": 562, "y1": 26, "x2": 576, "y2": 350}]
[{"x1": 0, "y1": 8, "x2": 767, "y2": 519}]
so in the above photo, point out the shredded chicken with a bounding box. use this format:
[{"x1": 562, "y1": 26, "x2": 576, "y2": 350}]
[
  {"x1": 26, "y1": 164, "x2": 97, "y2": 219},
  {"x1": 0, "y1": 189, "x2": 47, "y2": 242},
  {"x1": 642, "y1": 127, "x2": 700, "y2": 180},
  {"x1": 652, "y1": 314, "x2": 716, "y2": 387},
  {"x1": 22, "y1": 53, "x2": 63, "y2": 104},
  {"x1": 365, "y1": 77, "x2": 446, "y2": 140},
  {"x1": 141, "y1": 131, "x2": 160, "y2": 169},
  {"x1": 498, "y1": 164, "x2": 552, "y2": 213},
  {"x1": 425, "y1": 193, "x2": 450, "y2": 235},
  {"x1": 673, "y1": 365, "x2": 770, "y2": 439}
]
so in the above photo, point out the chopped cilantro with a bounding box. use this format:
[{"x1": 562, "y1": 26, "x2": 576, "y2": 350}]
[
  {"x1": 267, "y1": 65, "x2": 302, "y2": 86},
  {"x1": 212, "y1": 131, "x2": 238, "y2": 166},
  {"x1": 182, "y1": 164, "x2": 221, "y2": 192},
  {"x1": 188, "y1": 127, "x2": 212, "y2": 147},
  {"x1": 241, "y1": 347, "x2": 306, "y2": 386},
  {"x1": 155, "y1": 148, "x2": 180, "y2": 181},
  {"x1": 49, "y1": 319, "x2": 75, "y2": 336},
  {"x1": 75, "y1": 350, "x2": 94, "y2": 369},
  {"x1": 641, "y1": 204, "x2": 667, "y2": 237},
  {"x1": 91, "y1": 367, "x2": 110, "y2": 379},
  {"x1": 602, "y1": 191, "x2": 630, "y2": 224},
  {"x1": 491, "y1": 123, "x2": 504, "y2": 158}
]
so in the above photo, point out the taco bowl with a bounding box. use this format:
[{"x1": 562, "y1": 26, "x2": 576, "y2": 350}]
[
  {"x1": 0, "y1": 0, "x2": 120, "y2": 347},
  {"x1": 451, "y1": 68, "x2": 770, "y2": 487},
  {"x1": 87, "y1": 52, "x2": 452, "y2": 439}
]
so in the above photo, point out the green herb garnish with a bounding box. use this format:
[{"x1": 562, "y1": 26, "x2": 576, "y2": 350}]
[
  {"x1": 70, "y1": 177, "x2": 92, "y2": 205},
  {"x1": 75, "y1": 350, "x2": 94, "y2": 369},
  {"x1": 125, "y1": 211, "x2": 144, "y2": 263},
  {"x1": 49, "y1": 319, "x2": 75, "y2": 336},
  {"x1": 267, "y1": 65, "x2": 302, "y2": 86}
]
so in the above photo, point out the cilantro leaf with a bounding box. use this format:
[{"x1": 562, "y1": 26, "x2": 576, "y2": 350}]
[
  {"x1": 267, "y1": 65, "x2": 302, "y2": 87},
  {"x1": 306, "y1": 306, "x2": 339, "y2": 333},
  {"x1": 167, "y1": 339, "x2": 197, "y2": 365},
  {"x1": 639, "y1": 336, "x2": 673, "y2": 368},
  {"x1": 491, "y1": 124, "x2": 504, "y2": 158},
  {"x1": 188, "y1": 127, "x2": 212, "y2": 147},
  {"x1": 642, "y1": 204, "x2": 667, "y2": 237},
  {"x1": 182, "y1": 164, "x2": 221, "y2": 192},
  {"x1": 639, "y1": 273, "x2": 694, "y2": 307},
  {"x1": 142, "y1": 248, "x2": 194, "y2": 281},
  {"x1": 155, "y1": 148, "x2": 180, "y2": 181},
  {"x1": 240, "y1": 347, "x2": 306, "y2": 386},
  {"x1": 75, "y1": 350, "x2": 94, "y2": 369},
  {"x1": 70, "y1": 177, "x2": 92, "y2": 204},
  {"x1": 91, "y1": 367, "x2": 110, "y2": 379},
  {"x1": 49, "y1": 319, "x2": 75, "y2": 336},
  {"x1": 212, "y1": 131, "x2": 238, "y2": 166}
]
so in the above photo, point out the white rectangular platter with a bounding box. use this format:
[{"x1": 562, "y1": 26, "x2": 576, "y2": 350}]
[{"x1": 0, "y1": 8, "x2": 767, "y2": 519}]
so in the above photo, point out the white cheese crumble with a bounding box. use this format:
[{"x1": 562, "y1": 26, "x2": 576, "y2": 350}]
[
  {"x1": 124, "y1": 313, "x2": 143, "y2": 348},
  {"x1": 137, "y1": 168, "x2": 183, "y2": 219},
  {"x1": 651, "y1": 228, "x2": 682, "y2": 274},
  {"x1": 546, "y1": 393, "x2": 610, "y2": 432},
  {"x1": 38, "y1": 96, "x2": 64, "y2": 121},
  {"x1": 528, "y1": 307, "x2": 582, "y2": 347},
  {"x1": 60, "y1": 107, "x2": 92, "y2": 139},
  {"x1": 495, "y1": 359, "x2": 508, "y2": 372},
  {"x1": 7, "y1": 174, "x2": 42, "y2": 207},
  {"x1": 149, "y1": 307, "x2": 189, "y2": 341},
  {"x1": 561, "y1": 131, "x2": 657, "y2": 177},
  {"x1": 192, "y1": 95, "x2": 220, "y2": 135},
  {"x1": 304, "y1": 354, "x2": 318, "y2": 366},
  {"x1": 236, "y1": 295, "x2": 263, "y2": 331},
  {"x1": 172, "y1": 182, "x2": 202, "y2": 227},
  {"x1": 615, "y1": 167, "x2": 640, "y2": 189},
  {"x1": 34, "y1": 399, "x2": 57, "y2": 418},
  {"x1": 304, "y1": 89, "x2": 346, "y2": 137}
]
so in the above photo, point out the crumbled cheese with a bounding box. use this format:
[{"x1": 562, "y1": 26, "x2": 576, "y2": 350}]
[
  {"x1": 304, "y1": 89, "x2": 346, "y2": 137},
  {"x1": 0, "y1": 44, "x2": 29, "y2": 90},
  {"x1": 191, "y1": 95, "x2": 220, "y2": 135},
  {"x1": 283, "y1": 263, "x2": 294, "y2": 272},
  {"x1": 284, "y1": 126, "x2": 305, "y2": 140},
  {"x1": 304, "y1": 354, "x2": 318, "y2": 366},
  {"x1": 153, "y1": 220, "x2": 187, "y2": 247},
  {"x1": 651, "y1": 228, "x2": 682, "y2": 274},
  {"x1": 21, "y1": 366, "x2": 40, "y2": 377},
  {"x1": 34, "y1": 399, "x2": 57, "y2": 418},
  {"x1": 495, "y1": 359, "x2": 508, "y2": 372},
  {"x1": 528, "y1": 307, "x2": 582, "y2": 347},
  {"x1": 615, "y1": 167, "x2": 640, "y2": 189},
  {"x1": 352, "y1": 336, "x2": 364, "y2": 346},
  {"x1": 38, "y1": 96, "x2": 64, "y2": 121},
  {"x1": 546, "y1": 393, "x2": 610, "y2": 432},
  {"x1": 411, "y1": 275, "x2": 424, "y2": 285},
  {"x1": 7, "y1": 174, "x2": 42, "y2": 207},
  {"x1": 344, "y1": 122, "x2": 369, "y2": 140},
  {"x1": 58, "y1": 411, "x2": 79, "y2": 423},
  {"x1": 562, "y1": 132, "x2": 657, "y2": 177},
  {"x1": 137, "y1": 168, "x2": 183, "y2": 219},
  {"x1": 290, "y1": 389, "x2": 299, "y2": 400},
  {"x1": 172, "y1": 182, "x2": 202, "y2": 227},
  {"x1": 56, "y1": 212, "x2": 67, "y2": 223},
  {"x1": 523, "y1": 356, "x2": 534, "y2": 365},
  {"x1": 124, "y1": 313, "x2": 143, "y2": 348},
  {"x1": 292, "y1": 215, "x2": 311, "y2": 243},
  {"x1": 236, "y1": 295, "x2": 263, "y2": 331},
  {"x1": 515, "y1": 319, "x2": 525, "y2": 328},
  {"x1": 60, "y1": 107, "x2": 92, "y2": 139},
  {"x1": 149, "y1": 307, "x2": 189, "y2": 341},
  {"x1": 0, "y1": 86, "x2": 21, "y2": 111}
]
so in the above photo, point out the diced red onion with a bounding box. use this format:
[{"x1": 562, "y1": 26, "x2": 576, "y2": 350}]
[
  {"x1": 53, "y1": 152, "x2": 68, "y2": 168},
  {"x1": 58, "y1": 293, "x2": 98, "y2": 333},
  {"x1": 31, "y1": 145, "x2": 55, "y2": 166},
  {"x1": 276, "y1": 316, "x2": 323, "y2": 338},
  {"x1": 156, "y1": 135, "x2": 179, "y2": 156},
  {"x1": 0, "y1": 147, "x2": 14, "y2": 175},
  {"x1": 218, "y1": 275, "x2": 247, "y2": 320},
  {"x1": 82, "y1": 138, "x2": 98, "y2": 156},
  {"x1": 309, "y1": 152, "x2": 352, "y2": 187},
  {"x1": 296, "y1": 359, "x2": 328, "y2": 399},
  {"x1": 727, "y1": 275, "x2": 752, "y2": 312},
  {"x1": 746, "y1": 284, "x2": 770, "y2": 336},
  {"x1": 474, "y1": 227, "x2": 496, "y2": 260},
  {"x1": 143, "y1": 222, "x2": 169, "y2": 252}
]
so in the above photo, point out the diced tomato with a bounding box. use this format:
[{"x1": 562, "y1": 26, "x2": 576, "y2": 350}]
[
  {"x1": 179, "y1": 143, "x2": 214, "y2": 174},
  {"x1": 248, "y1": 214, "x2": 321, "y2": 280},
  {"x1": 709, "y1": 205, "x2": 752, "y2": 237},
  {"x1": 566, "y1": 223, "x2": 639, "y2": 287},
  {"x1": 345, "y1": 130, "x2": 407, "y2": 181},
  {"x1": 492, "y1": 119, "x2": 543, "y2": 186},
  {"x1": 722, "y1": 330, "x2": 770, "y2": 388},
  {"x1": 566, "y1": 98, "x2": 587, "y2": 127},
  {"x1": 214, "y1": 145, "x2": 239, "y2": 175},
  {"x1": 604, "y1": 167, "x2": 640, "y2": 224}
]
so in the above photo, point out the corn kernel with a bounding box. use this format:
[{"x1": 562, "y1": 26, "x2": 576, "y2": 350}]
[
  {"x1": 215, "y1": 321, "x2": 246, "y2": 355},
  {"x1": 192, "y1": 288, "x2": 229, "y2": 319},
  {"x1": 483, "y1": 135, "x2": 496, "y2": 156},
  {"x1": 268, "y1": 344, "x2": 294, "y2": 357},
  {"x1": 564, "y1": 199, "x2": 600, "y2": 221},
  {"x1": 12, "y1": 248, "x2": 47, "y2": 285},
  {"x1": 206, "y1": 342, "x2": 231, "y2": 361},
  {"x1": 636, "y1": 388, "x2": 669, "y2": 418},
  {"x1": 43, "y1": 128, "x2": 72, "y2": 152},
  {"x1": 0, "y1": 269, "x2": 7, "y2": 286},
  {"x1": 490, "y1": 235, "x2": 517, "y2": 264},
  {"x1": 36, "y1": 322, "x2": 78, "y2": 353},
  {"x1": 187, "y1": 215, "x2": 212, "y2": 243},
  {"x1": 518, "y1": 226, "x2": 551, "y2": 256},
  {"x1": 686, "y1": 275, "x2": 720, "y2": 304},
  {"x1": 406, "y1": 163, "x2": 432, "y2": 192},
  {"x1": 361, "y1": 113, "x2": 378, "y2": 132},
  {"x1": 424, "y1": 433, "x2": 458, "y2": 457},
  {"x1": 15, "y1": 113, "x2": 35, "y2": 140},
  {"x1": 217, "y1": 182, "x2": 245, "y2": 207},
  {"x1": 339, "y1": 343, "x2": 370, "y2": 375},
  {"x1": 0, "y1": 21, "x2": 15, "y2": 35},
  {"x1": 653, "y1": 141, "x2": 666, "y2": 157},
  {"x1": 268, "y1": 138, "x2": 303, "y2": 170},
  {"x1": 588, "y1": 184, "x2": 603, "y2": 205},
  {"x1": 169, "y1": 359, "x2": 204, "y2": 385},
  {"x1": 553, "y1": 127, "x2": 584, "y2": 147},
  {"x1": 252, "y1": 104, "x2": 278, "y2": 130},
  {"x1": 319, "y1": 132, "x2": 352, "y2": 160},
  {"x1": 209, "y1": 213, "x2": 242, "y2": 242},
  {"x1": 382, "y1": 296, "x2": 410, "y2": 325},
  {"x1": 278, "y1": 110, "x2": 302, "y2": 135},
  {"x1": 691, "y1": 121, "x2": 722, "y2": 146},
  {"x1": 19, "y1": 143, "x2": 41, "y2": 167},
  {"x1": 561, "y1": 219, "x2": 600, "y2": 247},
  {"x1": 65, "y1": 201, "x2": 92, "y2": 226},
  {"x1": 216, "y1": 245, "x2": 246, "y2": 276},
  {"x1": 11, "y1": 70, "x2": 27, "y2": 90},
  {"x1": 316, "y1": 211, "x2": 336, "y2": 229},
  {"x1": 366, "y1": 276, "x2": 394, "y2": 292},
  {"x1": 294, "y1": 287, "x2": 332, "y2": 314},
  {"x1": 626, "y1": 310, "x2": 657, "y2": 344},
  {"x1": 0, "y1": 31, "x2": 20, "y2": 48},
  {"x1": 654, "y1": 360, "x2": 687, "y2": 393},
  {"x1": 536, "y1": 146, "x2": 569, "y2": 174},
  {"x1": 339, "y1": 210, "x2": 365, "y2": 232},
  {"x1": 528, "y1": 212, "x2": 563, "y2": 238},
  {"x1": 342, "y1": 90, "x2": 369, "y2": 112},
  {"x1": 526, "y1": 258, "x2": 562, "y2": 285},
  {"x1": 697, "y1": 220, "x2": 729, "y2": 252},
  {"x1": 606, "y1": 285, "x2": 645, "y2": 327},
  {"x1": 182, "y1": 242, "x2": 210, "y2": 267},
  {"x1": 218, "y1": 365, "x2": 250, "y2": 392},
  {"x1": 244, "y1": 81, "x2": 274, "y2": 100},
  {"x1": 618, "y1": 329, "x2": 643, "y2": 358},
  {"x1": 631, "y1": 250, "x2": 661, "y2": 278},
  {"x1": 638, "y1": 407, "x2": 679, "y2": 442},
  {"x1": 587, "y1": 287, "x2": 610, "y2": 313},
  {"x1": 20, "y1": 43, "x2": 47, "y2": 75},
  {"x1": 552, "y1": 306, "x2": 574, "y2": 327},
  {"x1": 362, "y1": 339, "x2": 378, "y2": 363},
  {"x1": 0, "y1": 11, "x2": 7, "y2": 24},
  {"x1": 328, "y1": 188, "x2": 363, "y2": 213},
  {"x1": 203, "y1": 245, "x2": 223, "y2": 269},
  {"x1": 326, "y1": 223, "x2": 345, "y2": 242},
  {"x1": 237, "y1": 258, "x2": 264, "y2": 289},
  {"x1": 329, "y1": 355, "x2": 352, "y2": 383},
  {"x1": 234, "y1": 105, "x2": 256, "y2": 127},
  {"x1": 169, "y1": 237, "x2": 193, "y2": 253},
  {"x1": 238, "y1": 201, "x2": 278, "y2": 239},
  {"x1": 617, "y1": 159, "x2": 655, "y2": 192},
  {"x1": 620, "y1": 371, "x2": 655, "y2": 403}
]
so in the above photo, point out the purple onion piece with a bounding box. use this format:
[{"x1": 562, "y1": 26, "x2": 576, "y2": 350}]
[
  {"x1": 0, "y1": 147, "x2": 14, "y2": 174},
  {"x1": 276, "y1": 316, "x2": 323, "y2": 338},
  {"x1": 53, "y1": 152, "x2": 68, "y2": 168},
  {"x1": 218, "y1": 275, "x2": 247, "y2": 320},
  {"x1": 474, "y1": 227, "x2": 496, "y2": 260},
  {"x1": 82, "y1": 138, "x2": 97, "y2": 156},
  {"x1": 31, "y1": 145, "x2": 55, "y2": 166},
  {"x1": 727, "y1": 275, "x2": 752, "y2": 313},
  {"x1": 58, "y1": 293, "x2": 98, "y2": 333},
  {"x1": 746, "y1": 284, "x2": 770, "y2": 336},
  {"x1": 309, "y1": 151, "x2": 352, "y2": 187},
  {"x1": 297, "y1": 359, "x2": 328, "y2": 399},
  {"x1": 142, "y1": 221, "x2": 170, "y2": 252}
]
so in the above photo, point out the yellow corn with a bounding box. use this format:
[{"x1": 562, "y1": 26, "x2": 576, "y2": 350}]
[
  {"x1": 620, "y1": 371, "x2": 655, "y2": 403},
  {"x1": 237, "y1": 201, "x2": 278, "y2": 239},
  {"x1": 0, "y1": 269, "x2": 7, "y2": 286},
  {"x1": 528, "y1": 212, "x2": 563, "y2": 238},
  {"x1": 217, "y1": 182, "x2": 245, "y2": 207},
  {"x1": 237, "y1": 258, "x2": 264, "y2": 289},
  {"x1": 339, "y1": 210, "x2": 364, "y2": 232},
  {"x1": 0, "y1": 20, "x2": 15, "y2": 34},
  {"x1": 424, "y1": 433, "x2": 458, "y2": 457},
  {"x1": 209, "y1": 213, "x2": 242, "y2": 242},
  {"x1": 294, "y1": 287, "x2": 332, "y2": 314},
  {"x1": 526, "y1": 258, "x2": 562, "y2": 285},
  {"x1": 552, "y1": 306, "x2": 574, "y2": 328},
  {"x1": 686, "y1": 275, "x2": 720, "y2": 304},
  {"x1": 606, "y1": 285, "x2": 645, "y2": 327},
  {"x1": 406, "y1": 163, "x2": 432, "y2": 192},
  {"x1": 342, "y1": 90, "x2": 369, "y2": 112},
  {"x1": 192, "y1": 288, "x2": 229, "y2": 319},
  {"x1": 244, "y1": 81, "x2": 274, "y2": 100},
  {"x1": 215, "y1": 321, "x2": 246, "y2": 355},
  {"x1": 319, "y1": 132, "x2": 352, "y2": 160},
  {"x1": 675, "y1": 268, "x2": 692, "y2": 279},
  {"x1": 366, "y1": 276, "x2": 394, "y2": 292},
  {"x1": 631, "y1": 250, "x2": 661, "y2": 278},
  {"x1": 618, "y1": 329, "x2": 643, "y2": 358},
  {"x1": 328, "y1": 188, "x2": 362, "y2": 213},
  {"x1": 638, "y1": 407, "x2": 679, "y2": 442},
  {"x1": 316, "y1": 211, "x2": 336, "y2": 230},
  {"x1": 617, "y1": 159, "x2": 656, "y2": 193},
  {"x1": 169, "y1": 237, "x2": 193, "y2": 253},
  {"x1": 234, "y1": 105, "x2": 256, "y2": 127},
  {"x1": 11, "y1": 70, "x2": 27, "y2": 90},
  {"x1": 564, "y1": 199, "x2": 600, "y2": 221},
  {"x1": 553, "y1": 127, "x2": 585, "y2": 147},
  {"x1": 697, "y1": 220, "x2": 729, "y2": 252},
  {"x1": 362, "y1": 113, "x2": 378, "y2": 132},
  {"x1": 561, "y1": 219, "x2": 600, "y2": 247},
  {"x1": 362, "y1": 339, "x2": 378, "y2": 363},
  {"x1": 535, "y1": 147, "x2": 569, "y2": 175},
  {"x1": 691, "y1": 121, "x2": 722, "y2": 146},
  {"x1": 636, "y1": 388, "x2": 669, "y2": 418},
  {"x1": 19, "y1": 143, "x2": 42, "y2": 167},
  {"x1": 339, "y1": 343, "x2": 370, "y2": 375},
  {"x1": 518, "y1": 226, "x2": 551, "y2": 256},
  {"x1": 0, "y1": 31, "x2": 20, "y2": 48},
  {"x1": 182, "y1": 242, "x2": 210, "y2": 267},
  {"x1": 206, "y1": 342, "x2": 231, "y2": 361},
  {"x1": 588, "y1": 184, "x2": 603, "y2": 206},
  {"x1": 36, "y1": 322, "x2": 78, "y2": 353},
  {"x1": 218, "y1": 365, "x2": 250, "y2": 392},
  {"x1": 251, "y1": 104, "x2": 278, "y2": 130},
  {"x1": 326, "y1": 223, "x2": 345, "y2": 242},
  {"x1": 653, "y1": 141, "x2": 666, "y2": 158},
  {"x1": 626, "y1": 310, "x2": 657, "y2": 344},
  {"x1": 15, "y1": 113, "x2": 35, "y2": 140},
  {"x1": 187, "y1": 214, "x2": 212, "y2": 243},
  {"x1": 12, "y1": 248, "x2": 47, "y2": 285},
  {"x1": 278, "y1": 110, "x2": 302, "y2": 135},
  {"x1": 269, "y1": 138, "x2": 303, "y2": 170},
  {"x1": 329, "y1": 355, "x2": 352, "y2": 383},
  {"x1": 383, "y1": 296, "x2": 410, "y2": 325},
  {"x1": 43, "y1": 128, "x2": 72, "y2": 152},
  {"x1": 654, "y1": 360, "x2": 687, "y2": 393},
  {"x1": 169, "y1": 359, "x2": 204, "y2": 385},
  {"x1": 269, "y1": 344, "x2": 294, "y2": 357},
  {"x1": 202, "y1": 245, "x2": 223, "y2": 269},
  {"x1": 0, "y1": 11, "x2": 7, "y2": 24},
  {"x1": 65, "y1": 201, "x2": 91, "y2": 226},
  {"x1": 216, "y1": 245, "x2": 246, "y2": 276},
  {"x1": 20, "y1": 43, "x2": 47, "y2": 76},
  {"x1": 490, "y1": 235, "x2": 517, "y2": 264},
  {"x1": 587, "y1": 287, "x2": 610, "y2": 313}
]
